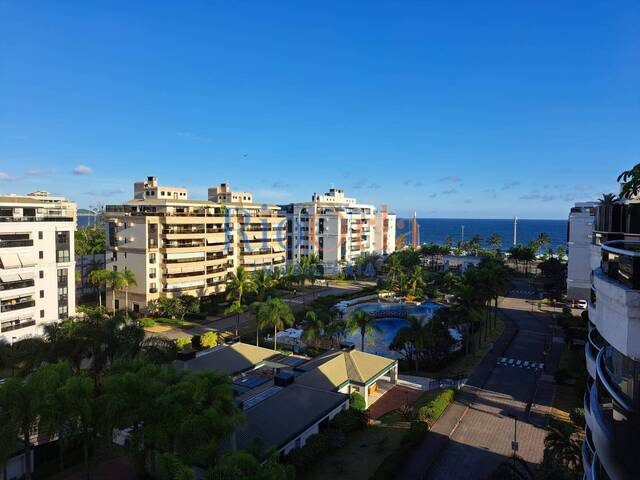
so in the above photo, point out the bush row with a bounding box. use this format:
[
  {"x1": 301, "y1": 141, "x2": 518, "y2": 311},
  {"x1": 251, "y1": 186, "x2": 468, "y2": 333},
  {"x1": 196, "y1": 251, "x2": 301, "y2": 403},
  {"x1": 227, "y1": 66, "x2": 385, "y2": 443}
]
[{"x1": 283, "y1": 409, "x2": 367, "y2": 472}]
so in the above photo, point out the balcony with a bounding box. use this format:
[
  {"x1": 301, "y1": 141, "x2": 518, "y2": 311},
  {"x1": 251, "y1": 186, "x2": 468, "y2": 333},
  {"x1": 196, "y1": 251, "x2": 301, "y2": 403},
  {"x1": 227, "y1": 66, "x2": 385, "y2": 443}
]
[
  {"x1": 0, "y1": 318, "x2": 36, "y2": 332},
  {"x1": 1, "y1": 299, "x2": 36, "y2": 313},
  {"x1": 149, "y1": 288, "x2": 158, "y2": 293},
  {"x1": 162, "y1": 241, "x2": 205, "y2": 249},
  {"x1": 586, "y1": 327, "x2": 606, "y2": 380},
  {"x1": 588, "y1": 349, "x2": 639, "y2": 479},
  {"x1": 601, "y1": 241, "x2": 640, "y2": 289},
  {"x1": 0, "y1": 216, "x2": 74, "y2": 223},
  {"x1": 0, "y1": 239, "x2": 34, "y2": 248},
  {"x1": 164, "y1": 270, "x2": 205, "y2": 279},
  {"x1": 0, "y1": 279, "x2": 35, "y2": 291}
]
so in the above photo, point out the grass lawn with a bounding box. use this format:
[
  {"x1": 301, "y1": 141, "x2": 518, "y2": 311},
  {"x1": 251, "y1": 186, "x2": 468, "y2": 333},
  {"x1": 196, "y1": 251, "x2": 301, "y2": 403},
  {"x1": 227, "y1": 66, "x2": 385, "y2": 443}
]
[
  {"x1": 551, "y1": 384, "x2": 580, "y2": 422},
  {"x1": 303, "y1": 422, "x2": 409, "y2": 480},
  {"x1": 154, "y1": 316, "x2": 196, "y2": 328}
]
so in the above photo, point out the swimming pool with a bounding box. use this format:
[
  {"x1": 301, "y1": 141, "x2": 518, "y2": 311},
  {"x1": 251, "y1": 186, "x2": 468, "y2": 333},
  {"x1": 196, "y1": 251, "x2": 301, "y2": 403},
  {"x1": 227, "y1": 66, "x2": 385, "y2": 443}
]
[{"x1": 343, "y1": 301, "x2": 444, "y2": 358}]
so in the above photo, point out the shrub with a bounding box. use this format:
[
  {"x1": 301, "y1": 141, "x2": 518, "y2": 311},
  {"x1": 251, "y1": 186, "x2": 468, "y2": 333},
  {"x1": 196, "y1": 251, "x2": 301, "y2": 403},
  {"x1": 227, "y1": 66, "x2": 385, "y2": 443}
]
[
  {"x1": 350, "y1": 392, "x2": 366, "y2": 411},
  {"x1": 139, "y1": 317, "x2": 156, "y2": 328},
  {"x1": 416, "y1": 388, "x2": 455, "y2": 424},
  {"x1": 330, "y1": 409, "x2": 367, "y2": 433},
  {"x1": 200, "y1": 331, "x2": 218, "y2": 349},
  {"x1": 285, "y1": 432, "x2": 330, "y2": 470},
  {"x1": 570, "y1": 407, "x2": 585, "y2": 428},
  {"x1": 175, "y1": 336, "x2": 193, "y2": 350},
  {"x1": 156, "y1": 452, "x2": 195, "y2": 480}
]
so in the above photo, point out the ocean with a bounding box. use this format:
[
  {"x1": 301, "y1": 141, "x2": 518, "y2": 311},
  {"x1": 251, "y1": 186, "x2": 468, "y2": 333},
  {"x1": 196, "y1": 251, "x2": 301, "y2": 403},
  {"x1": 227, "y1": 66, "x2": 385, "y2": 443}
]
[{"x1": 396, "y1": 218, "x2": 568, "y2": 252}]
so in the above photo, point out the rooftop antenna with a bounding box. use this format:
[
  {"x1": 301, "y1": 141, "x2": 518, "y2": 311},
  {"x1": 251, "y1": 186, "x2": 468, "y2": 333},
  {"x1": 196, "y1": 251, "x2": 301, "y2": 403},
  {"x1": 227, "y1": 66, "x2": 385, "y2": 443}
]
[{"x1": 513, "y1": 216, "x2": 518, "y2": 245}]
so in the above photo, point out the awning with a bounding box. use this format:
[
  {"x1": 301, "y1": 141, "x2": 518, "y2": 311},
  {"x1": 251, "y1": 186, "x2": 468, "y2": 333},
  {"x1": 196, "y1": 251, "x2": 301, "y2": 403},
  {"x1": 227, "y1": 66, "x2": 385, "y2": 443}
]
[
  {"x1": 18, "y1": 251, "x2": 36, "y2": 267},
  {"x1": 0, "y1": 273, "x2": 21, "y2": 283},
  {"x1": 18, "y1": 272, "x2": 34, "y2": 281},
  {"x1": 0, "y1": 253, "x2": 20, "y2": 269}
]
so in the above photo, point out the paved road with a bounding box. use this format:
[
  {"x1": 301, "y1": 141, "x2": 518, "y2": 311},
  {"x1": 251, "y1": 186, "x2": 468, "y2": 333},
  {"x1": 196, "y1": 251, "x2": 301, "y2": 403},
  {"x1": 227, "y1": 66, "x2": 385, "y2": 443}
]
[{"x1": 405, "y1": 294, "x2": 557, "y2": 480}]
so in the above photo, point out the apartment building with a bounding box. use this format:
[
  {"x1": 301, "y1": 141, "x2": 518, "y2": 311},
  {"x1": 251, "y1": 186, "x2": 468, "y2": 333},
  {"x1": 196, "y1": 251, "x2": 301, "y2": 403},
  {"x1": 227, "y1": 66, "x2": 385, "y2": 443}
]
[
  {"x1": 280, "y1": 188, "x2": 396, "y2": 271},
  {"x1": 0, "y1": 191, "x2": 76, "y2": 341},
  {"x1": 105, "y1": 177, "x2": 286, "y2": 312},
  {"x1": 567, "y1": 201, "x2": 597, "y2": 300},
  {"x1": 583, "y1": 197, "x2": 640, "y2": 480}
]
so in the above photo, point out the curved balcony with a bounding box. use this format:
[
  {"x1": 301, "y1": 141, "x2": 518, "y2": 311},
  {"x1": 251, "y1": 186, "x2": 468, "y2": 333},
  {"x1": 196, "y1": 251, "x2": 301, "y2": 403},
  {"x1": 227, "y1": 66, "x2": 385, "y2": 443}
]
[
  {"x1": 582, "y1": 426, "x2": 595, "y2": 480},
  {"x1": 586, "y1": 328, "x2": 606, "y2": 380},
  {"x1": 588, "y1": 349, "x2": 639, "y2": 480},
  {"x1": 601, "y1": 241, "x2": 640, "y2": 289}
]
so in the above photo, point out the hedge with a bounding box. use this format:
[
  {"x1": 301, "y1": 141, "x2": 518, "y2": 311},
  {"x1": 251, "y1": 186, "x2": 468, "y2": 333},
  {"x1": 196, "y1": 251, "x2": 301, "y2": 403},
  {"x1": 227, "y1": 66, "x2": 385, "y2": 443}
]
[
  {"x1": 139, "y1": 317, "x2": 156, "y2": 328},
  {"x1": 416, "y1": 388, "x2": 455, "y2": 425}
]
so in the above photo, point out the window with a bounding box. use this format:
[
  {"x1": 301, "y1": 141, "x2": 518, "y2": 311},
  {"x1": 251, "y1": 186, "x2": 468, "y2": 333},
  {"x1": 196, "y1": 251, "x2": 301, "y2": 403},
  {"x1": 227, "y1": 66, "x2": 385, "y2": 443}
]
[
  {"x1": 40, "y1": 310, "x2": 45, "y2": 318},
  {"x1": 38, "y1": 231, "x2": 43, "y2": 240},
  {"x1": 39, "y1": 251, "x2": 44, "y2": 259},
  {"x1": 113, "y1": 265, "x2": 117, "y2": 271},
  {"x1": 40, "y1": 290, "x2": 44, "y2": 298},
  {"x1": 39, "y1": 270, "x2": 44, "y2": 279},
  {"x1": 56, "y1": 231, "x2": 70, "y2": 263}
]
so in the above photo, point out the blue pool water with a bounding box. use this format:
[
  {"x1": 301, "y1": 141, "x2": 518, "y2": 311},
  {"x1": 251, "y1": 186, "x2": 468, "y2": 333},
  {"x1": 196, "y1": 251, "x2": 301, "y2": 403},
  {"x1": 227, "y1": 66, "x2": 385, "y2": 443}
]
[{"x1": 344, "y1": 302, "x2": 443, "y2": 358}]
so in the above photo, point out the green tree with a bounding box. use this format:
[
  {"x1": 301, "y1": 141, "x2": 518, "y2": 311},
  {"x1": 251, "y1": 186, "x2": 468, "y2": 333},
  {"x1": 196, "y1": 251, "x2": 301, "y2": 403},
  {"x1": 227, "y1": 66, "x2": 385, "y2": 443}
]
[
  {"x1": 408, "y1": 265, "x2": 426, "y2": 297},
  {"x1": 88, "y1": 268, "x2": 109, "y2": 308},
  {"x1": 253, "y1": 269, "x2": 274, "y2": 302},
  {"x1": 226, "y1": 267, "x2": 255, "y2": 336},
  {"x1": 617, "y1": 163, "x2": 640, "y2": 199},
  {"x1": 121, "y1": 268, "x2": 137, "y2": 317},
  {"x1": 106, "y1": 270, "x2": 125, "y2": 312},
  {"x1": 488, "y1": 232, "x2": 502, "y2": 252},
  {"x1": 255, "y1": 298, "x2": 294, "y2": 351},
  {"x1": 347, "y1": 310, "x2": 381, "y2": 353},
  {"x1": 302, "y1": 310, "x2": 323, "y2": 348},
  {"x1": 207, "y1": 451, "x2": 294, "y2": 480}
]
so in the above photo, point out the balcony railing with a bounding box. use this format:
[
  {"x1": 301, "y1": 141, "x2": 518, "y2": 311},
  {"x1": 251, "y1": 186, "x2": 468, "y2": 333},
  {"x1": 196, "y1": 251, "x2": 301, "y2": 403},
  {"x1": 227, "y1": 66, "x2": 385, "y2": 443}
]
[
  {"x1": 0, "y1": 279, "x2": 35, "y2": 291},
  {"x1": 601, "y1": 241, "x2": 640, "y2": 289},
  {"x1": 1, "y1": 300, "x2": 36, "y2": 312},
  {"x1": 164, "y1": 270, "x2": 205, "y2": 279},
  {"x1": 0, "y1": 318, "x2": 36, "y2": 332},
  {"x1": 0, "y1": 239, "x2": 34, "y2": 248},
  {"x1": 0, "y1": 216, "x2": 74, "y2": 223},
  {"x1": 596, "y1": 349, "x2": 636, "y2": 416}
]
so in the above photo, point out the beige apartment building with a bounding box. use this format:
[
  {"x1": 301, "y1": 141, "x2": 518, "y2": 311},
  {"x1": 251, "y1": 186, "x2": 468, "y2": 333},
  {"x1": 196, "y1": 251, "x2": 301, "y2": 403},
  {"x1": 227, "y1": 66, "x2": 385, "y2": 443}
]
[
  {"x1": 105, "y1": 177, "x2": 286, "y2": 312},
  {"x1": 0, "y1": 191, "x2": 76, "y2": 341}
]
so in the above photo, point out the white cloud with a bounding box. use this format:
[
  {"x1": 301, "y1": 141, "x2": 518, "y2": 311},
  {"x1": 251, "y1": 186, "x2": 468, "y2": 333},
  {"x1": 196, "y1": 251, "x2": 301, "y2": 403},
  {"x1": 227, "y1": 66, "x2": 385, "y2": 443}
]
[
  {"x1": 73, "y1": 165, "x2": 93, "y2": 175},
  {"x1": 0, "y1": 172, "x2": 17, "y2": 181},
  {"x1": 440, "y1": 176, "x2": 461, "y2": 183}
]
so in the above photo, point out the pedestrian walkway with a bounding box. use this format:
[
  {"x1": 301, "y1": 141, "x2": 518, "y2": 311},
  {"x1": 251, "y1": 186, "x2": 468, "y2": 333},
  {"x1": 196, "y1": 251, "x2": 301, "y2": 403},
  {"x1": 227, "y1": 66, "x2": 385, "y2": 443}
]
[{"x1": 368, "y1": 385, "x2": 423, "y2": 420}]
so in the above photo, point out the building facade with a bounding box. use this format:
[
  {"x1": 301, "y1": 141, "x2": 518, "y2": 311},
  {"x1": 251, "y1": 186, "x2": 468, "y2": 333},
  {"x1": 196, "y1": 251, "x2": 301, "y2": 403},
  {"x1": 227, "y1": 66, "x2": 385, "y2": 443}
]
[
  {"x1": 0, "y1": 191, "x2": 76, "y2": 341},
  {"x1": 280, "y1": 188, "x2": 396, "y2": 272},
  {"x1": 583, "y1": 198, "x2": 640, "y2": 480},
  {"x1": 105, "y1": 177, "x2": 286, "y2": 312},
  {"x1": 567, "y1": 201, "x2": 597, "y2": 300}
]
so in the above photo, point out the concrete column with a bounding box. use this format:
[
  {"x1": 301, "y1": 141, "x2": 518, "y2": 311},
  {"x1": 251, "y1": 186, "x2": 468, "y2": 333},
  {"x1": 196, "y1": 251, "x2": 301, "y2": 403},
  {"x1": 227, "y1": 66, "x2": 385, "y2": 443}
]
[
  {"x1": 359, "y1": 385, "x2": 369, "y2": 408},
  {"x1": 389, "y1": 364, "x2": 398, "y2": 384}
]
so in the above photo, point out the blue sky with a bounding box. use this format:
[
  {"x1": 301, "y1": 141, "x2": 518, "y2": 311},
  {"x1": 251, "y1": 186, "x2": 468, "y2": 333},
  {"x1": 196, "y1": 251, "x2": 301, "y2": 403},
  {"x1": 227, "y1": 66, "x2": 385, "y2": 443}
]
[{"x1": 1, "y1": 1, "x2": 638, "y2": 219}]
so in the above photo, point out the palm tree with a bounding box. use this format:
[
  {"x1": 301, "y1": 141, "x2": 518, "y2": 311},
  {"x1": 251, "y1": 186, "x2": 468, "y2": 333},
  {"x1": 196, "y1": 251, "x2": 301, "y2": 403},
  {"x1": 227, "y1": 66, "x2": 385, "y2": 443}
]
[
  {"x1": 488, "y1": 232, "x2": 502, "y2": 252},
  {"x1": 302, "y1": 311, "x2": 324, "y2": 348},
  {"x1": 106, "y1": 270, "x2": 124, "y2": 312},
  {"x1": 617, "y1": 163, "x2": 640, "y2": 199},
  {"x1": 255, "y1": 298, "x2": 294, "y2": 351},
  {"x1": 544, "y1": 421, "x2": 581, "y2": 469},
  {"x1": 253, "y1": 269, "x2": 273, "y2": 301},
  {"x1": 307, "y1": 252, "x2": 320, "y2": 285},
  {"x1": 599, "y1": 193, "x2": 616, "y2": 205},
  {"x1": 325, "y1": 319, "x2": 347, "y2": 348},
  {"x1": 225, "y1": 266, "x2": 255, "y2": 336},
  {"x1": 386, "y1": 255, "x2": 403, "y2": 283},
  {"x1": 88, "y1": 269, "x2": 109, "y2": 308},
  {"x1": 535, "y1": 232, "x2": 551, "y2": 253},
  {"x1": 408, "y1": 265, "x2": 426, "y2": 297},
  {"x1": 347, "y1": 310, "x2": 381, "y2": 353},
  {"x1": 121, "y1": 268, "x2": 137, "y2": 316}
]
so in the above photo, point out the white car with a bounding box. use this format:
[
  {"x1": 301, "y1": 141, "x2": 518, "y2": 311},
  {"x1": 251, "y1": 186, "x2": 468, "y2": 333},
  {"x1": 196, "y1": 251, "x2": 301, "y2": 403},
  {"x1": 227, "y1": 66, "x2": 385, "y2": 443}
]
[{"x1": 576, "y1": 300, "x2": 588, "y2": 310}]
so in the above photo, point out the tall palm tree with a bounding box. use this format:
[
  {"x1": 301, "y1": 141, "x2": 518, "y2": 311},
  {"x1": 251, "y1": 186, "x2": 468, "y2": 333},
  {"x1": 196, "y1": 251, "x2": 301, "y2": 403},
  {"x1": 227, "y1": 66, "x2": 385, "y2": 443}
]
[
  {"x1": 386, "y1": 255, "x2": 403, "y2": 283},
  {"x1": 307, "y1": 253, "x2": 320, "y2": 285},
  {"x1": 121, "y1": 268, "x2": 137, "y2": 317},
  {"x1": 347, "y1": 310, "x2": 381, "y2": 353},
  {"x1": 255, "y1": 298, "x2": 294, "y2": 351},
  {"x1": 88, "y1": 269, "x2": 109, "y2": 308},
  {"x1": 225, "y1": 266, "x2": 255, "y2": 336},
  {"x1": 536, "y1": 232, "x2": 551, "y2": 253},
  {"x1": 302, "y1": 310, "x2": 324, "y2": 348},
  {"x1": 106, "y1": 270, "x2": 125, "y2": 312},
  {"x1": 325, "y1": 319, "x2": 347, "y2": 348},
  {"x1": 408, "y1": 265, "x2": 426, "y2": 297}
]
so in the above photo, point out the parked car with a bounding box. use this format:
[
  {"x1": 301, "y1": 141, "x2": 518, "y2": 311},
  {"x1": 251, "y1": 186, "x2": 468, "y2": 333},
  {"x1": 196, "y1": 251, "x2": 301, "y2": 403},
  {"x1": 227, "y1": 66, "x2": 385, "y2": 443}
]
[{"x1": 576, "y1": 299, "x2": 588, "y2": 310}]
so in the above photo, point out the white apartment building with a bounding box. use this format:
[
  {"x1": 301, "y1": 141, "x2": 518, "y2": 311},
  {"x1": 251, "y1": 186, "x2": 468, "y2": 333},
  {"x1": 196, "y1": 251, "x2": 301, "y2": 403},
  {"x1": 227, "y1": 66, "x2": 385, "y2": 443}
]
[
  {"x1": 105, "y1": 177, "x2": 286, "y2": 312},
  {"x1": 280, "y1": 188, "x2": 396, "y2": 272},
  {"x1": 583, "y1": 196, "x2": 640, "y2": 480},
  {"x1": 0, "y1": 191, "x2": 76, "y2": 342},
  {"x1": 567, "y1": 201, "x2": 597, "y2": 300}
]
